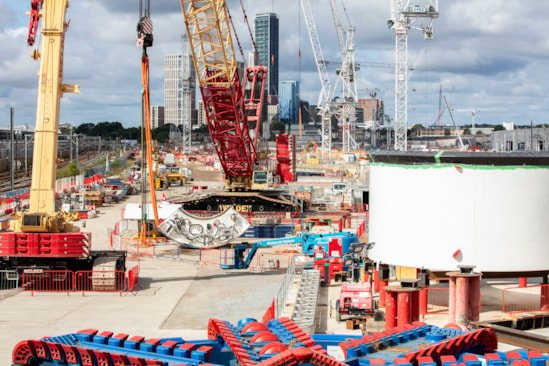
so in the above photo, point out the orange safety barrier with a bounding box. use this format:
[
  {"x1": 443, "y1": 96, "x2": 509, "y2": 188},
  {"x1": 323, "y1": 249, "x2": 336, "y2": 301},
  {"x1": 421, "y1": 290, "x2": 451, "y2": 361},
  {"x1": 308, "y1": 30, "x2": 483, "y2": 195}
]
[
  {"x1": 502, "y1": 284, "x2": 549, "y2": 313},
  {"x1": 22, "y1": 270, "x2": 74, "y2": 296},
  {"x1": 420, "y1": 287, "x2": 450, "y2": 318},
  {"x1": 74, "y1": 271, "x2": 127, "y2": 295}
]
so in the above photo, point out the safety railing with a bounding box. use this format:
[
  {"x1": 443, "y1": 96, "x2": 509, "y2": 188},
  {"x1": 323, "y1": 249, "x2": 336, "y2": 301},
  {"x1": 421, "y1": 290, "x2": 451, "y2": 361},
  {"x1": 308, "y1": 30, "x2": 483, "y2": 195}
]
[
  {"x1": 275, "y1": 255, "x2": 299, "y2": 318},
  {"x1": 502, "y1": 284, "x2": 549, "y2": 313},
  {"x1": 250, "y1": 253, "x2": 291, "y2": 271},
  {"x1": 22, "y1": 270, "x2": 74, "y2": 295},
  {"x1": 420, "y1": 286, "x2": 450, "y2": 318},
  {"x1": 0, "y1": 269, "x2": 19, "y2": 289},
  {"x1": 20, "y1": 268, "x2": 139, "y2": 296}
]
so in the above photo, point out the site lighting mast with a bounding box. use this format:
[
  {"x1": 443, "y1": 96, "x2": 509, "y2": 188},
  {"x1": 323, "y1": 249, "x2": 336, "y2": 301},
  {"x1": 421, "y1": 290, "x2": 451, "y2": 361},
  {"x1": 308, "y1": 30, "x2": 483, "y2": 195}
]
[{"x1": 388, "y1": 1, "x2": 438, "y2": 151}]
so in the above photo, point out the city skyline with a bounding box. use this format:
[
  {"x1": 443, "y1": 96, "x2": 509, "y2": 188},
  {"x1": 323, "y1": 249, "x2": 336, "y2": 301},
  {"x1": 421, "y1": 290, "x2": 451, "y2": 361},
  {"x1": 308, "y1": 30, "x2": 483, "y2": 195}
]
[{"x1": 1, "y1": 1, "x2": 549, "y2": 128}]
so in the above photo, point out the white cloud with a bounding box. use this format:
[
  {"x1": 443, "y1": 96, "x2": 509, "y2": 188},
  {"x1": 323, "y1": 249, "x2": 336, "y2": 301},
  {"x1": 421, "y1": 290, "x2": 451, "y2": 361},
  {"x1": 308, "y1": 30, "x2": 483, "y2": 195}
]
[{"x1": 1, "y1": 0, "x2": 549, "y2": 128}]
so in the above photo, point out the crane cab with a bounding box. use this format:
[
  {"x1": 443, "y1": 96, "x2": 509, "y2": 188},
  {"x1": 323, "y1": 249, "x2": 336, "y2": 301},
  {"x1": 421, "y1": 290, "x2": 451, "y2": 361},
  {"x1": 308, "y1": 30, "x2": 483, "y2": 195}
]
[{"x1": 251, "y1": 170, "x2": 275, "y2": 190}]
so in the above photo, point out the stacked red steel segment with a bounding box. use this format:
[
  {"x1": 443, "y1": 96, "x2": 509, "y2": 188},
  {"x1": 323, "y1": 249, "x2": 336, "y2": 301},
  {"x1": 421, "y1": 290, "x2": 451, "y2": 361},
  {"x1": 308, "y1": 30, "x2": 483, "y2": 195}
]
[{"x1": 0, "y1": 232, "x2": 90, "y2": 257}]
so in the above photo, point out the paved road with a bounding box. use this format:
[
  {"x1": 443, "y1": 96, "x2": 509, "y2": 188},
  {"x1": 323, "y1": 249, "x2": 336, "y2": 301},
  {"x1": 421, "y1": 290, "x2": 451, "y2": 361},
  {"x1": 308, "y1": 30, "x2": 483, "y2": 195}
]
[{"x1": 0, "y1": 184, "x2": 285, "y2": 363}]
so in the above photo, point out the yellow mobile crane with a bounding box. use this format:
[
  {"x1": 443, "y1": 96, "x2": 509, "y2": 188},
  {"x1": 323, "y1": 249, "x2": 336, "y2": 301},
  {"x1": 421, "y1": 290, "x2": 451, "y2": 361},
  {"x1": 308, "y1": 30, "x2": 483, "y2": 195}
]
[
  {"x1": 13, "y1": 0, "x2": 80, "y2": 233},
  {"x1": 0, "y1": 0, "x2": 125, "y2": 275}
]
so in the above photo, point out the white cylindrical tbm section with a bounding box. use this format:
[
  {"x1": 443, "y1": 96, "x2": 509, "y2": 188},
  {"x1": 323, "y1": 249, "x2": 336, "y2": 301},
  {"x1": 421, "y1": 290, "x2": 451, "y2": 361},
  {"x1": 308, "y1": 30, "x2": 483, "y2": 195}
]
[{"x1": 368, "y1": 152, "x2": 549, "y2": 273}]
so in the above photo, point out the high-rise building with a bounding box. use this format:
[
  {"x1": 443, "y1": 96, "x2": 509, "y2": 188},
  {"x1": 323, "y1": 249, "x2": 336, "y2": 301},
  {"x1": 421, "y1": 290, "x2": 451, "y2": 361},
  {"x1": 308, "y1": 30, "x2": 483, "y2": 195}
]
[
  {"x1": 151, "y1": 106, "x2": 165, "y2": 129},
  {"x1": 164, "y1": 35, "x2": 196, "y2": 153},
  {"x1": 279, "y1": 80, "x2": 299, "y2": 124},
  {"x1": 359, "y1": 98, "x2": 384, "y2": 125},
  {"x1": 254, "y1": 13, "x2": 279, "y2": 99},
  {"x1": 197, "y1": 100, "x2": 208, "y2": 126},
  {"x1": 163, "y1": 36, "x2": 196, "y2": 128}
]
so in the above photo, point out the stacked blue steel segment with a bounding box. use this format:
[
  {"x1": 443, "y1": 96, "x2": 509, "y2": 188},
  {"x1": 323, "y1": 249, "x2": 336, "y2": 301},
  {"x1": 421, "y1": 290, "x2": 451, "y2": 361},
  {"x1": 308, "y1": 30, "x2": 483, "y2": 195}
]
[{"x1": 10, "y1": 317, "x2": 549, "y2": 366}]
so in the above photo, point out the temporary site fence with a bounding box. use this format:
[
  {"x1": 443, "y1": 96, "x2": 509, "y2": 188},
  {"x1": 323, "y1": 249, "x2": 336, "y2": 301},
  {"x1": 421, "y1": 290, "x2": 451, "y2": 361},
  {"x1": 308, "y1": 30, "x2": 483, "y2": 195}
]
[
  {"x1": 21, "y1": 266, "x2": 139, "y2": 296},
  {"x1": 420, "y1": 286, "x2": 450, "y2": 318},
  {"x1": 502, "y1": 284, "x2": 549, "y2": 314},
  {"x1": 0, "y1": 269, "x2": 19, "y2": 289}
]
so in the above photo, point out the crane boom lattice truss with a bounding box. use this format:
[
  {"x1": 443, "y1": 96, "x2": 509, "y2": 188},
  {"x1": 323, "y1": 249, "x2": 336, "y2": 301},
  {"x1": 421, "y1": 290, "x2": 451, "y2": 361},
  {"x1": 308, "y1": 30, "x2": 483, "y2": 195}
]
[
  {"x1": 300, "y1": 0, "x2": 332, "y2": 156},
  {"x1": 389, "y1": 0, "x2": 438, "y2": 151},
  {"x1": 180, "y1": 0, "x2": 256, "y2": 189}
]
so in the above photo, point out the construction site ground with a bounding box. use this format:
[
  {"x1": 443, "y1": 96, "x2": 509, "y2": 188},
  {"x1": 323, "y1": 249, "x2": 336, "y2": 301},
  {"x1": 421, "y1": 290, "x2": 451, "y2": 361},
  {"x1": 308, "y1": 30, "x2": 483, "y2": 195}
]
[{"x1": 0, "y1": 163, "x2": 546, "y2": 361}]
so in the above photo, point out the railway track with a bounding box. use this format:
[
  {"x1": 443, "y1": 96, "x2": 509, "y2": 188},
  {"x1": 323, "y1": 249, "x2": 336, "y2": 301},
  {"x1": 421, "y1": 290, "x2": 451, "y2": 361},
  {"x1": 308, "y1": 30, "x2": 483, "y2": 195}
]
[{"x1": 0, "y1": 152, "x2": 107, "y2": 194}]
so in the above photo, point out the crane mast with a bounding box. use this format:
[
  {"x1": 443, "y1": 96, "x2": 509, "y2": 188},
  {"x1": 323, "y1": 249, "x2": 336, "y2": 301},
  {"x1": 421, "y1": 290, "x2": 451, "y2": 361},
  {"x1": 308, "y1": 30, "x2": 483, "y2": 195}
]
[
  {"x1": 300, "y1": 0, "x2": 333, "y2": 157},
  {"x1": 23, "y1": 0, "x2": 79, "y2": 231},
  {"x1": 389, "y1": 0, "x2": 438, "y2": 151},
  {"x1": 329, "y1": 0, "x2": 358, "y2": 152}
]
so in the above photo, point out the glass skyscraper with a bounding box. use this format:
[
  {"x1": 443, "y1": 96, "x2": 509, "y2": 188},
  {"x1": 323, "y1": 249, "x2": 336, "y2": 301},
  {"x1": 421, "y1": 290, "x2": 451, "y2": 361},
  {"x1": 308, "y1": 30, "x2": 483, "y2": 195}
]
[
  {"x1": 254, "y1": 13, "x2": 279, "y2": 99},
  {"x1": 279, "y1": 80, "x2": 299, "y2": 124}
]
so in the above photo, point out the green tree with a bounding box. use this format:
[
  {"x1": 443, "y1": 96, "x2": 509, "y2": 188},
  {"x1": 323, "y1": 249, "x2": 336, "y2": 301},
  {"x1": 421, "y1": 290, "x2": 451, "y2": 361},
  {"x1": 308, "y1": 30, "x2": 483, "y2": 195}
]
[
  {"x1": 75, "y1": 123, "x2": 95, "y2": 135},
  {"x1": 444, "y1": 128, "x2": 451, "y2": 136},
  {"x1": 270, "y1": 121, "x2": 286, "y2": 136},
  {"x1": 57, "y1": 161, "x2": 79, "y2": 178},
  {"x1": 463, "y1": 128, "x2": 471, "y2": 135},
  {"x1": 493, "y1": 125, "x2": 505, "y2": 131}
]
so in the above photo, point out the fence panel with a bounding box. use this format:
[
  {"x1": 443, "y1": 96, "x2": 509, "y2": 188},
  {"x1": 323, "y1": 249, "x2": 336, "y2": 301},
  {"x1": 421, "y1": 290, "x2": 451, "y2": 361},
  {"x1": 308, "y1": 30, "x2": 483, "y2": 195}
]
[
  {"x1": 250, "y1": 253, "x2": 291, "y2": 271},
  {"x1": 421, "y1": 287, "x2": 450, "y2": 317},
  {"x1": 74, "y1": 271, "x2": 127, "y2": 294},
  {"x1": 503, "y1": 284, "x2": 549, "y2": 313},
  {"x1": 0, "y1": 270, "x2": 19, "y2": 289},
  {"x1": 22, "y1": 270, "x2": 74, "y2": 295}
]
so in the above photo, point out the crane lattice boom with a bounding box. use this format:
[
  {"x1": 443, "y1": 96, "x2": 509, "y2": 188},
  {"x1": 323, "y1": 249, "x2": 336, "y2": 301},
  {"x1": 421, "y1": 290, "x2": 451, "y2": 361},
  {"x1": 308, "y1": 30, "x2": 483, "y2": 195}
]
[{"x1": 179, "y1": 0, "x2": 264, "y2": 190}]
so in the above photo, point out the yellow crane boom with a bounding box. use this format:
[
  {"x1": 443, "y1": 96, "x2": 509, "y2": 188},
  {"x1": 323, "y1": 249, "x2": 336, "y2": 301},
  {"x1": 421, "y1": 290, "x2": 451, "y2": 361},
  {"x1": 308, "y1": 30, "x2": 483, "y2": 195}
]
[{"x1": 20, "y1": 0, "x2": 79, "y2": 232}]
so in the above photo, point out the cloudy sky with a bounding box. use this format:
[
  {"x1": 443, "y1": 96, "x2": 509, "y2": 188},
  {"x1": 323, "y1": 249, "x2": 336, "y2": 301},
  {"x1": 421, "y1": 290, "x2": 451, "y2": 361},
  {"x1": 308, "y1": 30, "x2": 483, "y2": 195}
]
[{"x1": 1, "y1": 0, "x2": 548, "y2": 129}]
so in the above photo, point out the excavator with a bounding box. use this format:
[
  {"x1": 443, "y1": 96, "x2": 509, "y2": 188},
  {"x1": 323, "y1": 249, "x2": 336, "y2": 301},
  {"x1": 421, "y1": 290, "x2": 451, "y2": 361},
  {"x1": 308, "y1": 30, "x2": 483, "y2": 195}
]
[{"x1": 0, "y1": 0, "x2": 125, "y2": 275}]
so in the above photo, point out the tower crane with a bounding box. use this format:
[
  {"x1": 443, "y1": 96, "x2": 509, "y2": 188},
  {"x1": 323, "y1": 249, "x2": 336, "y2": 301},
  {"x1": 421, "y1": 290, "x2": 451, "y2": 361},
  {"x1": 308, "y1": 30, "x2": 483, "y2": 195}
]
[
  {"x1": 328, "y1": 0, "x2": 359, "y2": 152},
  {"x1": 453, "y1": 108, "x2": 480, "y2": 133},
  {"x1": 388, "y1": 1, "x2": 439, "y2": 151},
  {"x1": 300, "y1": 0, "x2": 333, "y2": 157}
]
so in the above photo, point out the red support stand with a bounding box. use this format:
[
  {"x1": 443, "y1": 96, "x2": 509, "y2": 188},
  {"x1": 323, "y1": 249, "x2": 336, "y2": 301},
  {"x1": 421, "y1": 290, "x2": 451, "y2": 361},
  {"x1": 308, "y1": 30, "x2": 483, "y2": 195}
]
[
  {"x1": 455, "y1": 276, "x2": 469, "y2": 324},
  {"x1": 411, "y1": 289, "x2": 420, "y2": 322},
  {"x1": 419, "y1": 288, "x2": 428, "y2": 320},
  {"x1": 379, "y1": 280, "x2": 389, "y2": 308},
  {"x1": 468, "y1": 276, "x2": 481, "y2": 322},
  {"x1": 384, "y1": 286, "x2": 421, "y2": 329},
  {"x1": 397, "y1": 292, "x2": 411, "y2": 327},
  {"x1": 385, "y1": 288, "x2": 398, "y2": 330},
  {"x1": 519, "y1": 277, "x2": 527, "y2": 288},
  {"x1": 446, "y1": 268, "x2": 482, "y2": 325}
]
